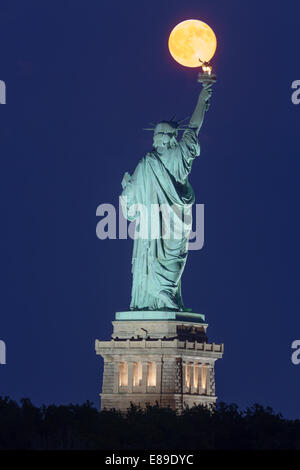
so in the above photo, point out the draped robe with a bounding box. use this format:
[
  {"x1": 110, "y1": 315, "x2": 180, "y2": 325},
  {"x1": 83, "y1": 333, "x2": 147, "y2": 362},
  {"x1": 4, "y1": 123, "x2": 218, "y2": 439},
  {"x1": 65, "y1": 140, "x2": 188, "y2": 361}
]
[{"x1": 120, "y1": 127, "x2": 200, "y2": 310}]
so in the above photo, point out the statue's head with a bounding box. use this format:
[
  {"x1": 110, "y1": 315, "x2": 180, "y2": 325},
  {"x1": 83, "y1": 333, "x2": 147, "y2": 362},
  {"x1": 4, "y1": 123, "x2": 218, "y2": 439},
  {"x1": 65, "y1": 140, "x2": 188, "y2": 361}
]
[{"x1": 153, "y1": 121, "x2": 179, "y2": 150}]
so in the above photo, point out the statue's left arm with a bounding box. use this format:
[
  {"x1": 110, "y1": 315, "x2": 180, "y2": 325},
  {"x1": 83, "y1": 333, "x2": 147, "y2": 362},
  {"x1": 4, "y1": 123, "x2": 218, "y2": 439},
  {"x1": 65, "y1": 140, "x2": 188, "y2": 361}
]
[{"x1": 120, "y1": 160, "x2": 145, "y2": 222}]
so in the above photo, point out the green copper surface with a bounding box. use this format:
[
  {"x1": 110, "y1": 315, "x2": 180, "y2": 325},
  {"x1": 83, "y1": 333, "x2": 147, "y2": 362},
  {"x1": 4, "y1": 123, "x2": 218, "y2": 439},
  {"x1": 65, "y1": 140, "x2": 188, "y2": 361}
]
[
  {"x1": 115, "y1": 311, "x2": 206, "y2": 322},
  {"x1": 120, "y1": 85, "x2": 212, "y2": 312}
]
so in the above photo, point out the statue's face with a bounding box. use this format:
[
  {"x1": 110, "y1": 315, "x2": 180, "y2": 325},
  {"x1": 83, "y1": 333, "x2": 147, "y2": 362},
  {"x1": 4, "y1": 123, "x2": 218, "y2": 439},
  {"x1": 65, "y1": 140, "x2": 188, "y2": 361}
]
[
  {"x1": 153, "y1": 122, "x2": 176, "y2": 150},
  {"x1": 153, "y1": 131, "x2": 172, "y2": 149}
]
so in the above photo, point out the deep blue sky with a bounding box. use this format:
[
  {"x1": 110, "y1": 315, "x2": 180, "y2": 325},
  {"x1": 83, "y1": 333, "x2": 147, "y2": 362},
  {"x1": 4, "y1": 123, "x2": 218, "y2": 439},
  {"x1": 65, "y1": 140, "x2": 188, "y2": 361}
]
[{"x1": 0, "y1": 0, "x2": 300, "y2": 418}]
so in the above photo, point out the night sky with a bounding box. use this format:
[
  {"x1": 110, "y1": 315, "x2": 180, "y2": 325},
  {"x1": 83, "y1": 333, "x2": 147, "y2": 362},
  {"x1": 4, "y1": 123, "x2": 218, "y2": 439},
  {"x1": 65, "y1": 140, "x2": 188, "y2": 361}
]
[{"x1": 1, "y1": 0, "x2": 300, "y2": 419}]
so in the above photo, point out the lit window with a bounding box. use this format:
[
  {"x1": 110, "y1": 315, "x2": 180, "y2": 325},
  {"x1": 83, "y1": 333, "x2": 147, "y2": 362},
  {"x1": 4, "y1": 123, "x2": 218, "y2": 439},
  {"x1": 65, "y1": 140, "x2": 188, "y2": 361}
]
[
  {"x1": 185, "y1": 364, "x2": 191, "y2": 389},
  {"x1": 193, "y1": 364, "x2": 199, "y2": 389},
  {"x1": 201, "y1": 365, "x2": 207, "y2": 391},
  {"x1": 147, "y1": 362, "x2": 156, "y2": 387},
  {"x1": 133, "y1": 362, "x2": 142, "y2": 387},
  {"x1": 119, "y1": 362, "x2": 128, "y2": 387}
]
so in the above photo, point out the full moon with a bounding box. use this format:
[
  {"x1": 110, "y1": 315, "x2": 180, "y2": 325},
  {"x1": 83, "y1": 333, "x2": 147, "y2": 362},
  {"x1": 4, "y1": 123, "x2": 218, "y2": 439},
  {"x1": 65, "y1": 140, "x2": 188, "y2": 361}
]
[{"x1": 168, "y1": 19, "x2": 217, "y2": 68}]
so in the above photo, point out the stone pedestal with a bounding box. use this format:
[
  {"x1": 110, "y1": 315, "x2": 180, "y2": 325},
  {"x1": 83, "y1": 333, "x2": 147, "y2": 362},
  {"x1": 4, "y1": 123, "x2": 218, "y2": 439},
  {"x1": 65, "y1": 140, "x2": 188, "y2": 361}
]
[{"x1": 95, "y1": 311, "x2": 223, "y2": 413}]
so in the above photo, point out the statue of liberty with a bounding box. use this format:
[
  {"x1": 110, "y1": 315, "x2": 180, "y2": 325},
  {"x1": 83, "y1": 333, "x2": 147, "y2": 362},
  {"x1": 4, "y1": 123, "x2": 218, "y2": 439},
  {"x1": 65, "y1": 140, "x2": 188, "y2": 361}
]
[{"x1": 120, "y1": 84, "x2": 212, "y2": 311}]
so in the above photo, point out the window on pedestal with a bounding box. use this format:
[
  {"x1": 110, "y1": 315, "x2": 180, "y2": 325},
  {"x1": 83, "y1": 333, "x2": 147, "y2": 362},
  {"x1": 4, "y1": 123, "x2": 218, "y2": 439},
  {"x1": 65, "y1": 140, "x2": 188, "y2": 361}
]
[
  {"x1": 147, "y1": 362, "x2": 156, "y2": 387},
  {"x1": 193, "y1": 364, "x2": 199, "y2": 390},
  {"x1": 133, "y1": 362, "x2": 142, "y2": 387},
  {"x1": 185, "y1": 364, "x2": 191, "y2": 390},
  {"x1": 201, "y1": 364, "x2": 207, "y2": 393},
  {"x1": 119, "y1": 362, "x2": 128, "y2": 387}
]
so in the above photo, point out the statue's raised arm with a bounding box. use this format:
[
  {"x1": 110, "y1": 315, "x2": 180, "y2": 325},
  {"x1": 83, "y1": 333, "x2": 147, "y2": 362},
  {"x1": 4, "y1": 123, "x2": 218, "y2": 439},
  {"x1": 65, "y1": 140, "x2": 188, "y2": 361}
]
[{"x1": 187, "y1": 83, "x2": 213, "y2": 135}]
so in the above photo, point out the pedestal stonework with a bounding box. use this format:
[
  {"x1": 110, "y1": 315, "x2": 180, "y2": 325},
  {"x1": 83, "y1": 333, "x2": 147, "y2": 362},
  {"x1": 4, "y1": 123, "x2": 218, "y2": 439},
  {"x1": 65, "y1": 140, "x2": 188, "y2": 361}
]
[{"x1": 95, "y1": 311, "x2": 223, "y2": 413}]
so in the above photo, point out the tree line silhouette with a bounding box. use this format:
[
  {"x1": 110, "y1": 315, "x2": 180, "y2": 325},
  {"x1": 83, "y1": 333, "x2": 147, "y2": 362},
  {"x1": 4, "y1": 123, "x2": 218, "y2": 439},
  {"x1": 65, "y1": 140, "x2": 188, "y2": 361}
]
[{"x1": 0, "y1": 396, "x2": 299, "y2": 449}]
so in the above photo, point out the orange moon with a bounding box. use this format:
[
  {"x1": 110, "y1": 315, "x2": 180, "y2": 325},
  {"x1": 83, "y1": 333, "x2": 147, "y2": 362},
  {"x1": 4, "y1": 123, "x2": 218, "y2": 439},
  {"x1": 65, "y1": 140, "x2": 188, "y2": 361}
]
[{"x1": 168, "y1": 19, "x2": 217, "y2": 68}]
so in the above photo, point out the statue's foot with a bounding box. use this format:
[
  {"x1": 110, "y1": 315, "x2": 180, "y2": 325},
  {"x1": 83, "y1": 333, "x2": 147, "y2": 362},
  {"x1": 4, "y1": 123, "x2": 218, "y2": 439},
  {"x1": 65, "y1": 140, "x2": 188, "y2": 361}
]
[
  {"x1": 157, "y1": 307, "x2": 180, "y2": 312},
  {"x1": 130, "y1": 307, "x2": 150, "y2": 311}
]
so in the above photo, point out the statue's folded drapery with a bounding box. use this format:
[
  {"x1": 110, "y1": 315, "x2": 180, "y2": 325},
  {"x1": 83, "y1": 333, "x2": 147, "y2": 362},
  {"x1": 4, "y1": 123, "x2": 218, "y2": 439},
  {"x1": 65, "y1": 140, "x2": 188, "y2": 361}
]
[{"x1": 120, "y1": 127, "x2": 200, "y2": 310}]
